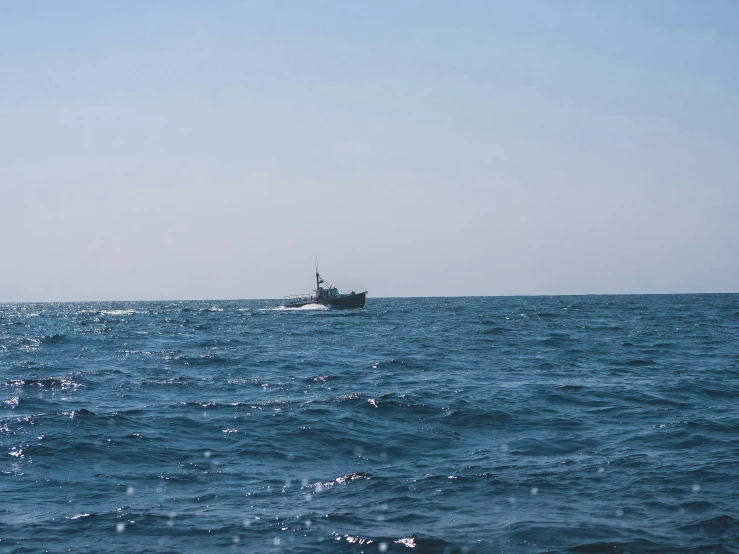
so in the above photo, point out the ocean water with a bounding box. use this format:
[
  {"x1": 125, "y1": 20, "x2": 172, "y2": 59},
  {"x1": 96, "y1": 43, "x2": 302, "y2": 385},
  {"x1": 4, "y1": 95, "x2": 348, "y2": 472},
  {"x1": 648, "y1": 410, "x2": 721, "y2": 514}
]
[{"x1": 1, "y1": 295, "x2": 738, "y2": 553}]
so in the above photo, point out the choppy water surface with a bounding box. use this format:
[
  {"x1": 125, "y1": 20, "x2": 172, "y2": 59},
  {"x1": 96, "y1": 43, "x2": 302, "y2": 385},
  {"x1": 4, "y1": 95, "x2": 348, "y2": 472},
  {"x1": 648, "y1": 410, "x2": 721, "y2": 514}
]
[{"x1": 2, "y1": 295, "x2": 738, "y2": 553}]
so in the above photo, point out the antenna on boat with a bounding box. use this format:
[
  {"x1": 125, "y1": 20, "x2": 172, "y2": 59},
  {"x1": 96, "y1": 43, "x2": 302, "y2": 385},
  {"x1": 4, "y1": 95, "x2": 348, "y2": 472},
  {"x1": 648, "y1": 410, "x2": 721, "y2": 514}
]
[{"x1": 315, "y1": 257, "x2": 320, "y2": 290}]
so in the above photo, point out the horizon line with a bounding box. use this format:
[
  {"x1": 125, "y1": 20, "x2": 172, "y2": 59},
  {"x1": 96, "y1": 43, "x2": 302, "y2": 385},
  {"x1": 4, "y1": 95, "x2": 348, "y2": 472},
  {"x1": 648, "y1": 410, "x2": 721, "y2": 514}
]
[{"x1": 2, "y1": 291, "x2": 738, "y2": 304}]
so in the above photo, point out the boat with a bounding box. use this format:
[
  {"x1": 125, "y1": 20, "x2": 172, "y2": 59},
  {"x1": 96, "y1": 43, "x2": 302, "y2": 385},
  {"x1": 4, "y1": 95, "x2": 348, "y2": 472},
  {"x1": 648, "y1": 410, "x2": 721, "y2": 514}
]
[{"x1": 283, "y1": 268, "x2": 367, "y2": 309}]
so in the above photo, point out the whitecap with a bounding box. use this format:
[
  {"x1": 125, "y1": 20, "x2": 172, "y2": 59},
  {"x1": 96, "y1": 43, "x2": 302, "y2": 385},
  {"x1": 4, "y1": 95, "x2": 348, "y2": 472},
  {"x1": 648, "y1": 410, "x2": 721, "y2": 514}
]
[{"x1": 3, "y1": 396, "x2": 19, "y2": 408}]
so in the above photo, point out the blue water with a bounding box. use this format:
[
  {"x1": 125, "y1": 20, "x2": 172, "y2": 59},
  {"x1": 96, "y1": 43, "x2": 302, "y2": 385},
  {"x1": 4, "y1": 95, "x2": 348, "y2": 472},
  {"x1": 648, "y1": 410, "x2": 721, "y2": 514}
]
[{"x1": 2, "y1": 295, "x2": 739, "y2": 553}]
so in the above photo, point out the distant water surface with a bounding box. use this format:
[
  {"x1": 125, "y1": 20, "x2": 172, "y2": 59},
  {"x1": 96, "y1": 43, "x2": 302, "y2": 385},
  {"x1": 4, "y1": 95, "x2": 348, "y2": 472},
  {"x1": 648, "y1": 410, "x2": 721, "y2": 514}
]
[{"x1": 2, "y1": 295, "x2": 739, "y2": 553}]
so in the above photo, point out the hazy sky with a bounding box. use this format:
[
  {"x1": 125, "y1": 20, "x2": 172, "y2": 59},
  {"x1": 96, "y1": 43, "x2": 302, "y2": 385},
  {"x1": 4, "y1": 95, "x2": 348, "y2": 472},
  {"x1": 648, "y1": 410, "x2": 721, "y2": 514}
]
[{"x1": 2, "y1": 1, "x2": 738, "y2": 301}]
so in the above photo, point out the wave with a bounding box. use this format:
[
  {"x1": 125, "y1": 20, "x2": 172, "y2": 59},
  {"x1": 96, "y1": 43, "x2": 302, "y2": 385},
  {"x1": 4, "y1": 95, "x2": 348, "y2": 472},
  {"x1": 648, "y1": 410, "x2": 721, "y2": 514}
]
[
  {"x1": 624, "y1": 358, "x2": 658, "y2": 367},
  {"x1": 40, "y1": 333, "x2": 68, "y2": 344},
  {"x1": 161, "y1": 354, "x2": 234, "y2": 367},
  {"x1": 2, "y1": 395, "x2": 20, "y2": 409},
  {"x1": 306, "y1": 472, "x2": 371, "y2": 491},
  {"x1": 569, "y1": 539, "x2": 736, "y2": 553},
  {"x1": 479, "y1": 326, "x2": 507, "y2": 335},
  {"x1": 330, "y1": 532, "x2": 458, "y2": 552},
  {"x1": 679, "y1": 514, "x2": 739, "y2": 535},
  {"x1": 268, "y1": 304, "x2": 330, "y2": 311},
  {"x1": 4, "y1": 376, "x2": 83, "y2": 390}
]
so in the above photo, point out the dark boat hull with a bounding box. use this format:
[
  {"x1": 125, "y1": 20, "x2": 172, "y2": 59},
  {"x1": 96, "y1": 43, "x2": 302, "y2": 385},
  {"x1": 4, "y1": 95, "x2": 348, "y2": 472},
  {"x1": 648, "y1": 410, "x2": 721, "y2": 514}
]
[
  {"x1": 284, "y1": 291, "x2": 367, "y2": 309},
  {"x1": 327, "y1": 291, "x2": 366, "y2": 309}
]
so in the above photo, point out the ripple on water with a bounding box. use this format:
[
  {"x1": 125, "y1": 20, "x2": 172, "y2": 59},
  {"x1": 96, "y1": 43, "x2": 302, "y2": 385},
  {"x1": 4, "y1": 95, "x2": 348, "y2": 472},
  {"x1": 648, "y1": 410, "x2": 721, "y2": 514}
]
[{"x1": 1, "y1": 295, "x2": 738, "y2": 552}]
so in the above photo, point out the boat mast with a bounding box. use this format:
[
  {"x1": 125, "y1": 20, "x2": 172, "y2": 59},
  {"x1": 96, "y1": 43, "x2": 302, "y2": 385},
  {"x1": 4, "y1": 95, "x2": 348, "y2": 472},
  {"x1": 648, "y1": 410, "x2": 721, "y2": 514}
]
[{"x1": 315, "y1": 258, "x2": 321, "y2": 290}]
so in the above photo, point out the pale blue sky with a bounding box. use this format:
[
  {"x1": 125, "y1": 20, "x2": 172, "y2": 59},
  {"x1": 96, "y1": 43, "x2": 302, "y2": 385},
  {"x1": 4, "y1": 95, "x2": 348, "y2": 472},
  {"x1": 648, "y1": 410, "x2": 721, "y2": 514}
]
[{"x1": 1, "y1": 1, "x2": 737, "y2": 301}]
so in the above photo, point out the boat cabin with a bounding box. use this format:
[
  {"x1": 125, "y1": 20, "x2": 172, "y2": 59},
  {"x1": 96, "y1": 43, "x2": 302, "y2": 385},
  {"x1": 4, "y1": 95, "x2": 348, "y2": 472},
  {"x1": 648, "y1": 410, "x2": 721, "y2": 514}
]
[{"x1": 314, "y1": 286, "x2": 339, "y2": 301}]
